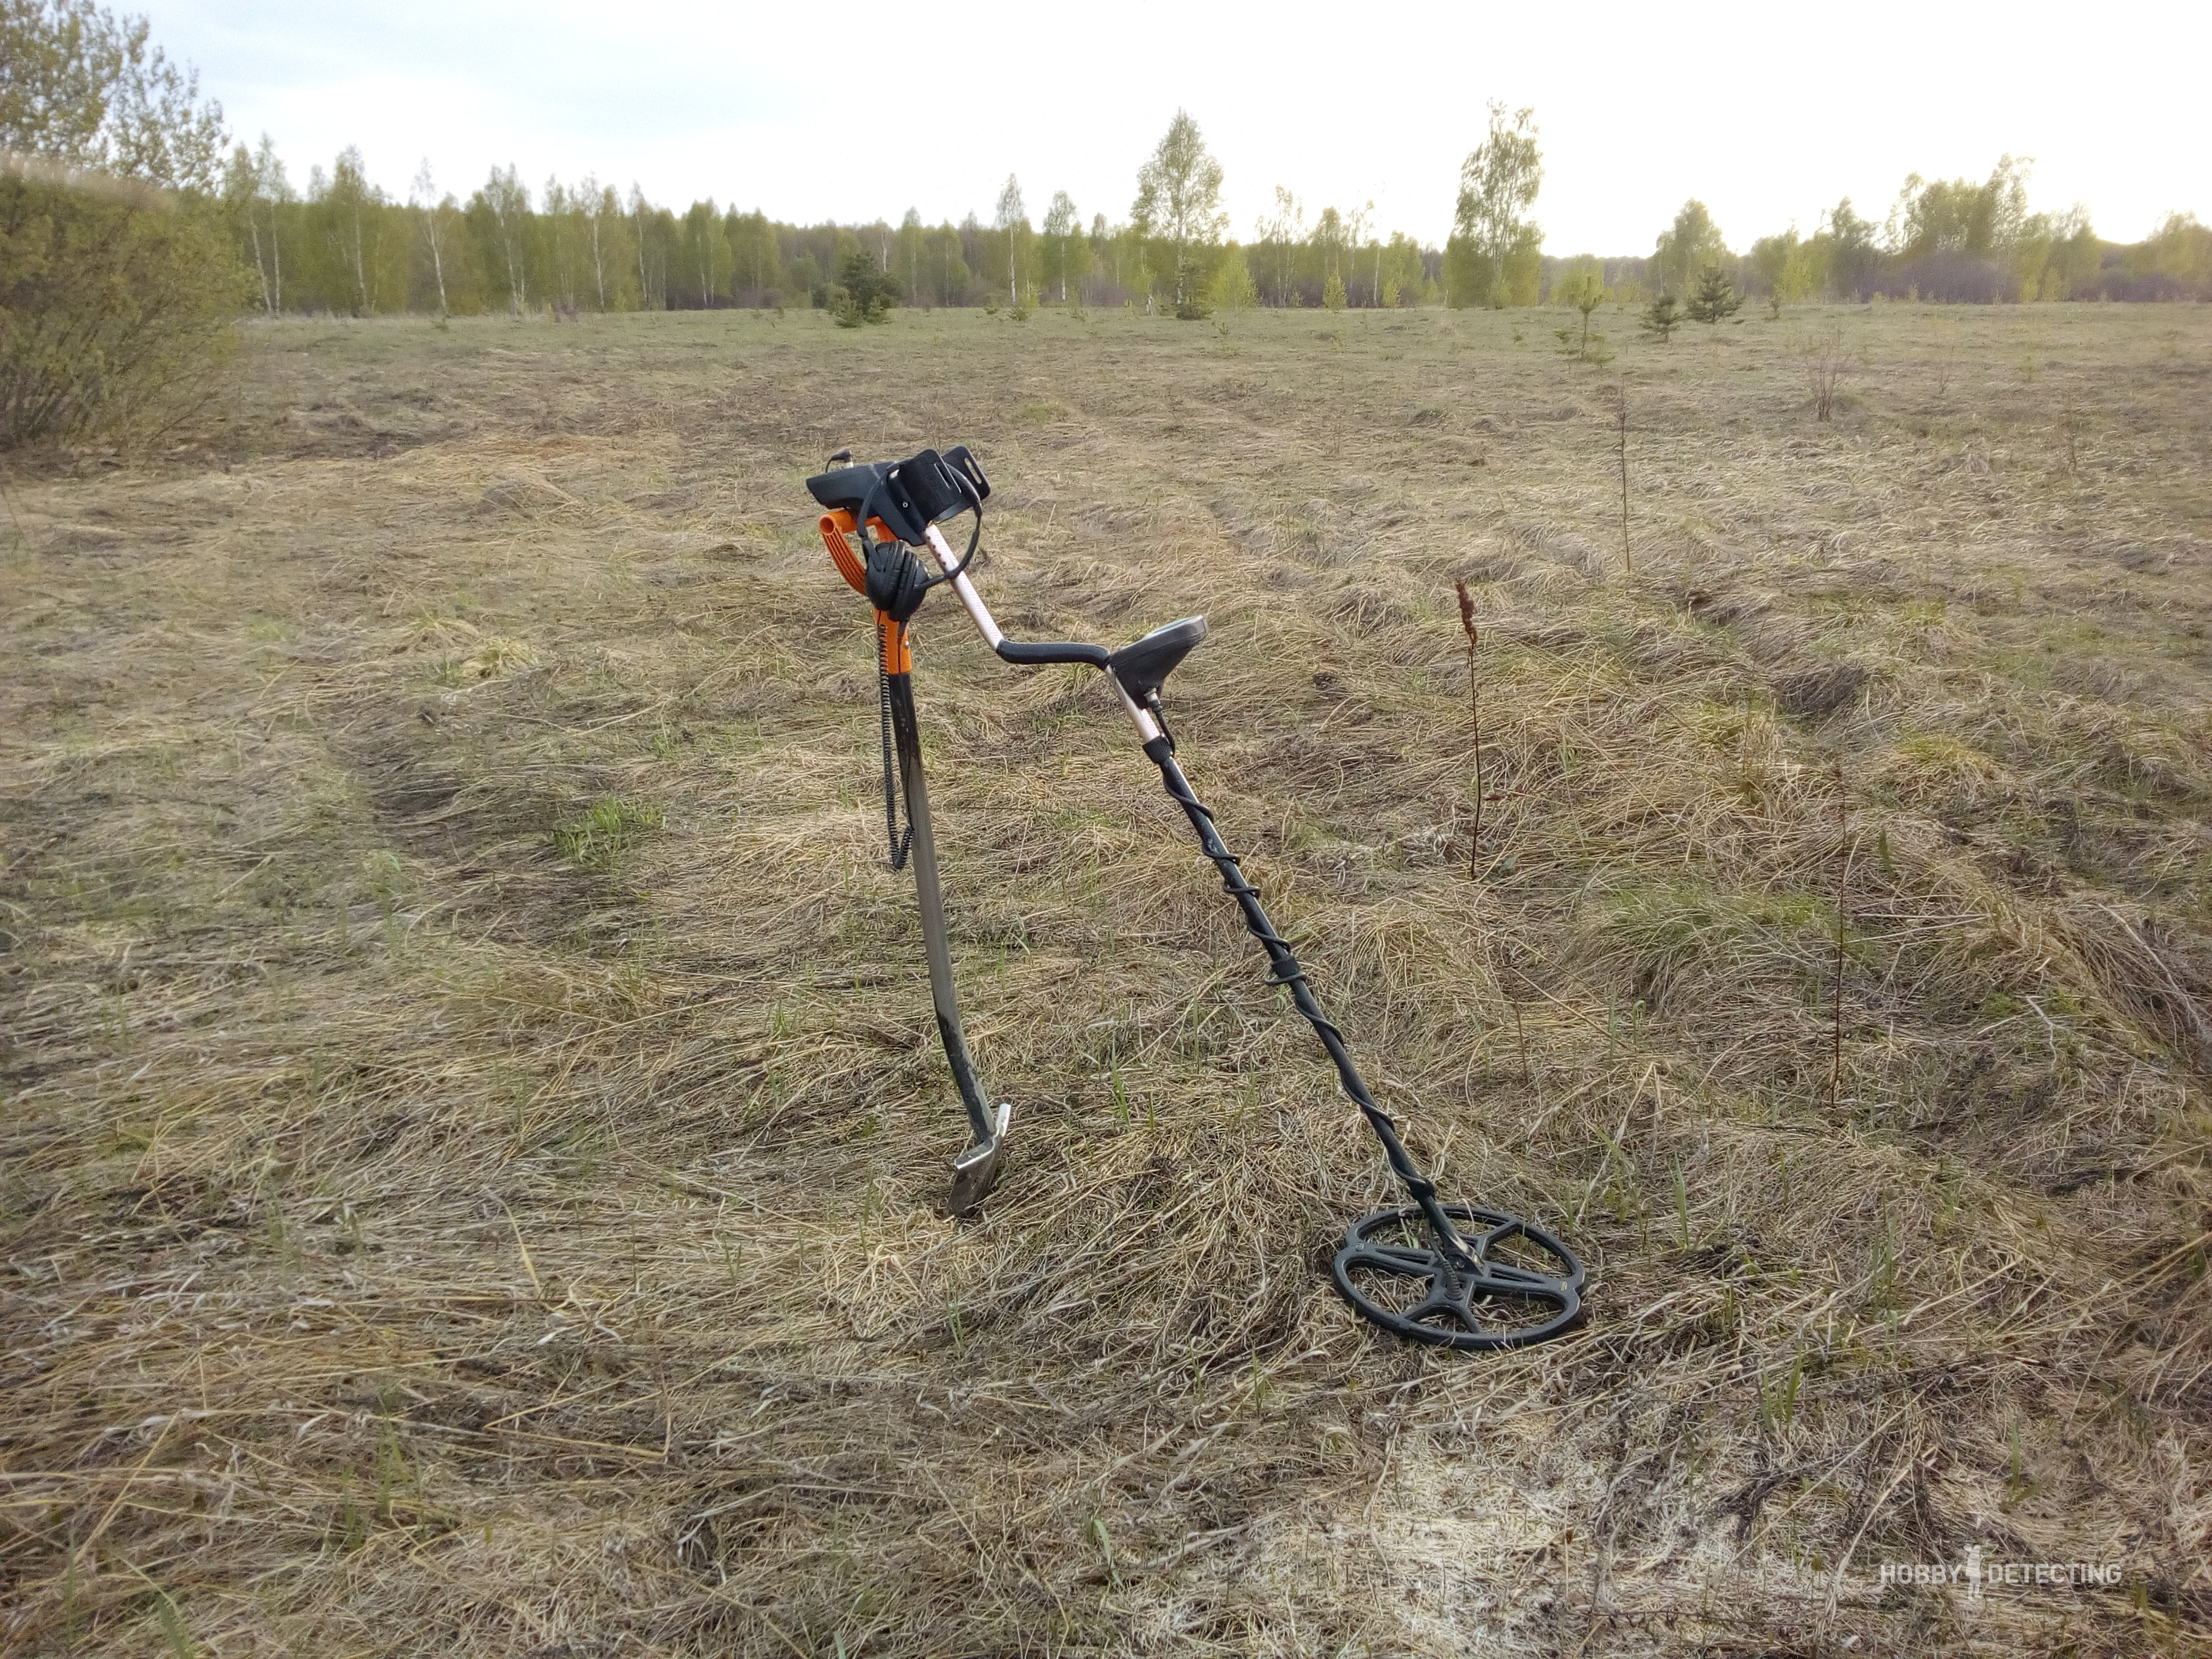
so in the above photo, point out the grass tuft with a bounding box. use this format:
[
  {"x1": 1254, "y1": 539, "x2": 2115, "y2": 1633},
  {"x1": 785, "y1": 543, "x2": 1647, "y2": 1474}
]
[{"x1": 551, "y1": 795, "x2": 663, "y2": 869}]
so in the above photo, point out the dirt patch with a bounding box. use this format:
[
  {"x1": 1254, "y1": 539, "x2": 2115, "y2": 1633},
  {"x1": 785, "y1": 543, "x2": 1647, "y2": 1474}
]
[{"x1": 1772, "y1": 661, "x2": 1870, "y2": 720}]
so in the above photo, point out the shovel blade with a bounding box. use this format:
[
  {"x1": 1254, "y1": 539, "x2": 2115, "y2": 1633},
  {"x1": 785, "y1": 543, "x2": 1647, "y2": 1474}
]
[{"x1": 943, "y1": 1102, "x2": 1012, "y2": 1217}]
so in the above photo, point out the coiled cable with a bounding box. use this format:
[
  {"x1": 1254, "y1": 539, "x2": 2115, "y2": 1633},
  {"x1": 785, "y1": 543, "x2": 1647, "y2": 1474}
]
[{"x1": 1141, "y1": 731, "x2": 1474, "y2": 1264}]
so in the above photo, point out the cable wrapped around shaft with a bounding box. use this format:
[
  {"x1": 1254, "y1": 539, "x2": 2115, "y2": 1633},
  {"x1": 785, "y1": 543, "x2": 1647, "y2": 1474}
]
[
  {"x1": 877, "y1": 620, "x2": 912, "y2": 872},
  {"x1": 1141, "y1": 735, "x2": 1471, "y2": 1260}
]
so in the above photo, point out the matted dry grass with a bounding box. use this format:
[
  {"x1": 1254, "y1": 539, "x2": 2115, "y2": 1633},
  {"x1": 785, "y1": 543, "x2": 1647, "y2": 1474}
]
[{"x1": 3, "y1": 301, "x2": 2209, "y2": 1656}]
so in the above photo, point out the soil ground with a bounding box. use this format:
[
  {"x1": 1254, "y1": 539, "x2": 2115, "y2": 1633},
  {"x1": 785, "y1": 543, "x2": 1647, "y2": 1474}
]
[{"x1": 4, "y1": 301, "x2": 2210, "y2": 1656}]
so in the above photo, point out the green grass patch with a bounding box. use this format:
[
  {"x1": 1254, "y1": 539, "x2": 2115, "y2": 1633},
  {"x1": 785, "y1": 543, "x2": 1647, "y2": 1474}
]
[{"x1": 552, "y1": 797, "x2": 663, "y2": 869}]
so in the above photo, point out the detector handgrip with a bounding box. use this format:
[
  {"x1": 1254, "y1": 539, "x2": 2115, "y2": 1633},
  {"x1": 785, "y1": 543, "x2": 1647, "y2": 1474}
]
[
  {"x1": 817, "y1": 511, "x2": 912, "y2": 674},
  {"x1": 995, "y1": 639, "x2": 1110, "y2": 667},
  {"x1": 818, "y1": 512, "x2": 868, "y2": 595}
]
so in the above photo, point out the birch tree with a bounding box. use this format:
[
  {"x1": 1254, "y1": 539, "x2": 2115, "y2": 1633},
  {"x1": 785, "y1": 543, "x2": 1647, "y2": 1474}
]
[
  {"x1": 224, "y1": 142, "x2": 273, "y2": 312},
  {"x1": 484, "y1": 164, "x2": 530, "y2": 313},
  {"x1": 629, "y1": 183, "x2": 651, "y2": 306},
  {"x1": 1652, "y1": 199, "x2": 1726, "y2": 297},
  {"x1": 409, "y1": 159, "x2": 451, "y2": 316},
  {"x1": 252, "y1": 136, "x2": 289, "y2": 311},
  {"x1": 1313, "y1": 205, "x2": 1344, "y2": 292},
  {"x1": 1343, "y1": 200, "x2": 1373, "y2": 303},
  {"x1": 1132, "y1": 110, "x2": 1226, "y2": 315},
  {"x1": 544, "y1": 177, "x2": 582, "y2": 309},
  {"x1": 325, "y1": 146, "x2": 376, "y2": 314},
  {"x1": 681, "y1": 198, "x2": 719, "y2": 307},
  {"x1": 578, "y1": 177, "x2": 611, "y2": 310},
  {"x1": 1042, "y1": 190, "x2": 1078, "y2": 301},
  {"x1": 898, "y1": 207, "x2": 923, "y2": 300},
  {"x1": 729, "y1": 209, "x2": 777, "y2": 300},
  {"x1": 1447, "y1": 103, "x2": 1542, "y2": 308},
  {"x1": 993, "y1": 174, "x2": 1026, "y2": 305},
  {"x1": 1256, "y1": 186, "x2": 1303, "y2": 306}
]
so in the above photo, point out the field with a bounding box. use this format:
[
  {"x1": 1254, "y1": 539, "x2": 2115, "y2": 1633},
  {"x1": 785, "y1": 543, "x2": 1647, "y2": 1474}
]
[{"x1": 3, "y1": 298, "x2": 2209, "y2": 1657}]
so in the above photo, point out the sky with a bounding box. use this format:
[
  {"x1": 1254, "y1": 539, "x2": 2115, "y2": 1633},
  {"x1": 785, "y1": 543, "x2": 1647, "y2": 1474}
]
[{"x1": 150, "y1": 0, "x2": 2208, "y2": 252}]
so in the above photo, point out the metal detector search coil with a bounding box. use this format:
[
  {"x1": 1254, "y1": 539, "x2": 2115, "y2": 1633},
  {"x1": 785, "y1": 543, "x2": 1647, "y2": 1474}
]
[{"x1": 807, "y1": 446, "x2": 1586, "y2": 1352}]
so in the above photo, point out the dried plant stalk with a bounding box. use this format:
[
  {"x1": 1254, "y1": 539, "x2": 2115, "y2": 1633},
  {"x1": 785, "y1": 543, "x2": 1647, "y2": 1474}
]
[{"x1": 1456, "y1": 576, "x2": 1483, "y2": 876}]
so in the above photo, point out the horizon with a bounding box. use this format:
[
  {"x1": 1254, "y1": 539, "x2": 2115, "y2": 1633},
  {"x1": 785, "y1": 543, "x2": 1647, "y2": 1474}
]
[{"x1": 153, "y1": 0, "x2": 2208, "y2": 254}]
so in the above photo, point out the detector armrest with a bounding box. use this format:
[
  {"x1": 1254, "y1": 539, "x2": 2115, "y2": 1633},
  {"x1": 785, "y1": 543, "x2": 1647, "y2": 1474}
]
[
  {"x1": 805, "y1": 460, "x2": 890, "y2": 519},
  {"x1": 806, "y1": 448, "x2": 985, "y2": 547},
  {"x1": 1106, "y1": 616, "x2": 1208, "y2": 701}
]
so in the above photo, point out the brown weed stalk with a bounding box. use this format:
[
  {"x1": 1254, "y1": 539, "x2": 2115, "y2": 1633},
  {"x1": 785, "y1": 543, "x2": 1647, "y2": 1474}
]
[
  {"x1": 1456, "y1": 576, "x2": 1483, "y2": 876},
  {"x1": 1830, "y1": 763, "x2": 1848, "y2": 1116},
  {"x1": 1616, "y1": 380, "x2": 1631, "y2": 575}
]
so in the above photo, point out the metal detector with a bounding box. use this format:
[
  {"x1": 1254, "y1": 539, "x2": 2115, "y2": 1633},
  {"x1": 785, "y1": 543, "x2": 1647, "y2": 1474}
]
[{"x1": 808, "y1": 447, "x2": 1586, "y2": 1351}]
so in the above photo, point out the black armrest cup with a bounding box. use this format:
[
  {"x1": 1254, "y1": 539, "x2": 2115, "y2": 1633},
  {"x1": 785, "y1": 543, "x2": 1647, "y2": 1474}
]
[{"x1": 1107, "y1": 616, "x2": 1208, "y2": 702}]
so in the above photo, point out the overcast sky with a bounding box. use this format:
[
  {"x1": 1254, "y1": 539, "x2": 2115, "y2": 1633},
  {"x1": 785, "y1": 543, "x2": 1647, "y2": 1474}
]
[{"x1": 151, "y1": 0, "x2": 2206, "y2": 252}]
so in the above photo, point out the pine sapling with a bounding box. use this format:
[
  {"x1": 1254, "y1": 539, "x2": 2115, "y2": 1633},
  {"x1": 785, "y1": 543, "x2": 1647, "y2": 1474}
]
[{"x1": 1686, "y1": 266, "x2": 1740, "y2": 324}]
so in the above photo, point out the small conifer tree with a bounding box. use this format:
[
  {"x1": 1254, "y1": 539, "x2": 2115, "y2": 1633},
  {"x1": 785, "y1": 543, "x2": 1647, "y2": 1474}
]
[
  {"x1": 1554, "y1": 266, "x2": 1605, "y2": 356},
  {"x1": 1323, "y1": 272, "x2": 1347, "y2": 311},
  {"x1": 830, "y1": 248, "x2": 896, "y2": 326},
  {"x1": 1639, "y1": 292, "x2": 1682, "y2": 342},
  {"x1": 1685, "y1": 266, "x2": 1740, "y2": 324}
]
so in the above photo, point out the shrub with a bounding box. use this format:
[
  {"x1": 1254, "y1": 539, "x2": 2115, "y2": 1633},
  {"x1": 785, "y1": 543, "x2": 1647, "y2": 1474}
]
[
  {"x1": 1, "y1": 0, "x2": 245, "y2": 450},
  {"x1": 1, "y1": 169, "x2": 245, "y2": 445},
  {"x1": 1206, "y1": 249, "x2": 1256, "y2": 313},
  {"x1": 1802, "y1": 325, "x2": 1852, "y2": 421}
]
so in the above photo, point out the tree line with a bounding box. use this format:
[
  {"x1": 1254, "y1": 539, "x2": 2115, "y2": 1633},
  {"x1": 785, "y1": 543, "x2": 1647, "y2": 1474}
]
[
  {"x1": 215, "y1": 141, "x2": 1445, "y2": 321},
  {"x1": 218, "y1": 108, "x2": 2208, "y2": 324},
  {"x1": 1623, "y1": 162, "x2": 2209, "y2": 306},
  {"x1": 6, "y1": 0, "x2": 2209, "y2": 450}
]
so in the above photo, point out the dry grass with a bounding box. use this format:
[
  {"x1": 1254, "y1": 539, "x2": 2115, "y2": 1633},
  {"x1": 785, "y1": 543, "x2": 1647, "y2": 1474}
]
[{"x1": 3, "y1": 300, "x2": 2209, "y2": 1656}]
